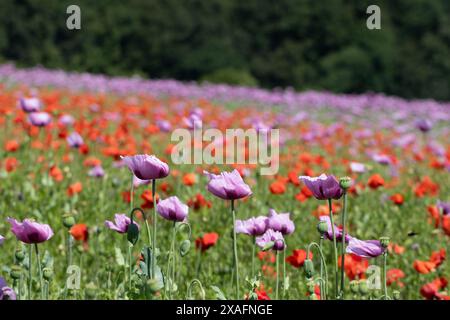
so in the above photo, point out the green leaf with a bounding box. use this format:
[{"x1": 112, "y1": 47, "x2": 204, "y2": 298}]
[
  {"x1": 210, "y1": 285, "x2": 227, "y2": 300},
  {"x1": 115, "y1": 247, "x2": 125, "y2": 266}
]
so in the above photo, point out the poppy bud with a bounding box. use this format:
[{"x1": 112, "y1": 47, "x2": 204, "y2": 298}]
[
  {"x1": 304, "y1": 259, "x2": 315, "y2": 278},
  {"x1": 127, "y1": 223, "x2": 140, "y2": 245},
  {"x1": 15, "y1": 247, "x2": 25, "y2": 262},
  {"x1": 339, "y1": 176, "x2": 353, "y2": 189},
  {"x1": 63, "y1": 214, "x2": 76, "y2": 229},
  {"x1": 379, "y1": 236, "x2": 390, "y2": 248},
  {"x1": 43, "y1": 268, "x2": 53, "y2": 281},
  {"x1": 10, "y1": 265, "x2": 22, "y2": 280},
  {"x1": 392, "y1": 290, "x2": 401, "y2": 300},
  {"x1": 350, "y1": 280, "x2": 359, "y2": 294},
  {"x1": 317, "y1": 220, "x2": 328, "y2": 235},
  {"x1": 85, "y1": 282, "x2": 97, "y2": 299},
  {"x1": 179, "y1": 239, "x2": 191, "y2": 257},
  {"x1": 358, "y1": 280, "x2": 369, "y2": 295}
]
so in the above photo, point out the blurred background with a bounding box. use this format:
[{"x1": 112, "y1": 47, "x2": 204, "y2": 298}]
[{"x1": 0, "y1": 0, "x2": 449, "y2": 100}]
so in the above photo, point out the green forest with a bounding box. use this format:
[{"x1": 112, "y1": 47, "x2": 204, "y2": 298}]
[{"x1": 0, "y1": 0, "x2": 449, "y2": 100}]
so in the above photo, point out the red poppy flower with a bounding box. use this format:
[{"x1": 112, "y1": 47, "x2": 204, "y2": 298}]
[
  {"x1": 413, "y1": 260, "x2": 436, "y2": 274},
  {"x1": 5, "y1": 140, "x2": 19, "y2": 152},
  {"x1": 338, "y1": 254, "x2": 369, "y2": 280},
  {"x1": 70, "y1": 223, "x2": 89, "y2": 250},
  {"x1": 367, "y1": 174, "x2": 384, "y2": 189},
  {"x1": 420, "y1": 277, "x2": 448, "y2": 300},
  {"x1": 387, "y1": 269, "x2": 405, "y2": 287},
  {"x1": 182, "y1": 173, "x2": 198, "y2": 186},
  {"x1": 269, "y1": 180, "x2": 286, "y2": 194},
  {"x1": 390, "y1": 193, "x2": 404, "y2": 205},
  {"x1": 286, "y1": 249, "x2": 313, "y2": 268},
  {"x1": 49, "y1": 165, "x2": 64, "y2": 182},
  {"x1": 195, "y1": 232, "x2": 219, "y2": 252},
  {"x1": 67, "y1": 182, "x2": 83, "y2": 196}
]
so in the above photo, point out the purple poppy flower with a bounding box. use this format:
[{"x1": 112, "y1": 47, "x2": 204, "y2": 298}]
[
  {"x1": 235, "y1": 216, "x2": 268, "y2": 236},
  {"x1": 88, "y1": 165, "x2": 105, "y2": 178},
  {"x1": 350, "y1": 162, "x2": 366, "y2": 173},
  {"x1": 0, "y1": 234, "x2": 4, "y2": 245},
  {"x1": 58, "y1": 114, "x2": 75, "y2": 127},
  {"x1": 0, "y1": 278, "x2": 16, "y2": 300},
  {"x1": 156, "y1": 120, "x2": 172, "y2": 132},
  {"x1": 299, "y1": 174, "x2": 343, "y2": 200},
  {"x1": 105, "y1": 214, "x2": 139, "y2": 234},
  {"x1": 28, "y1": 112, "x2": 51, "y2": 127},
  {"x1": 372, "y1": 154, "x2": 391, "y2": 165},
  {"x1": 133, "y1": 175, "x2": 151, "y2": 188},
  {"x1": 319, "y1": 216, "x2": 352, "y2": 243},
  {"x1": 156, "y1": 196, "x2": 189, "y2": 222},
  {"x1": 346, "y1": 238, "x2": 384, "y2": 258},
  {"x1": 204, "y1": 169, "x2": 252, "y2": 200},
  {"x1": 19, "y1": 97, "x2": 41, "y2": 113},
  {"x1": 7, "y1": 218, "x2": 54, "y2": 244},
  {"x1": 256, "y1": 229, "x2": 285, "y2": 251},
  {"x1": 438, "y1": 201, "x2": 450, "y2": 215},
  {"x1": 415, "y1": 119, "x2": 432, "y2": 133},
  {"x1": 121, "y1": 154, "x2": 170, "y2": 180},
  {"x1": 183, "y1": 113, "x2": 202, "y2": 130},
  {"x1": 267, "y1": 209, "x2": 295, "y2": 235},
  {"x1": 67, "y1": 132, "x2": 84, "y2": 148}
]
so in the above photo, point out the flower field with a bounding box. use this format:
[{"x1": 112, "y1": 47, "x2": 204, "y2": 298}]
[{"x1": 0, "y1": 64, "x2": 449, "y2": 300}]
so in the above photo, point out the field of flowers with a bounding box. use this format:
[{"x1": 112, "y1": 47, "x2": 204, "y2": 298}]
[{"x1": 0, "y1": 64, "x2": 449, "y2": 301}]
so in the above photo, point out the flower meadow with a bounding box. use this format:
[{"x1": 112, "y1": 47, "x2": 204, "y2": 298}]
[{"x1": 0, "y1": 64, "x2": 449, "y2": 301}]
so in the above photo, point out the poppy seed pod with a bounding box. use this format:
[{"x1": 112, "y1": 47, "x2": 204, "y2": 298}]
[
  {"x1": 359, "y1": 280, "x2": 369, "y2": 295},
  {"x1": 379, "y1": 236, "x2": 390, "y2": 248},
  {"x1": 179, "y1": 239, "x2": 191, "y2": 257},
  {"x1": 15, "y1": 247, "x2": 25, "y2": 262},
  {"x1": 10, "y1": 265, "x2": 22, "y2": 280},
  {"x1": 304, "y1": 259, "x2": 315, "y2": 278},
  {"x1": 63, "y1": 214, "x2": 76, "y2": 229},
  {"x1": 339, "y1": 176, "x2": 353, "y2": 189},
  {"x1": 350, "y1": 280, "x2": 359, "y2": 294},
  {"x1": 85, "y1": 282, "x2": 97, "y2": 299},
  {"x1": 317, "y1": 220, "x2": 329, "y2": 235},
  {"x1": 127, "y1": 223, "x2": 140, "y2": 245},
  {"x1": 392, "y1": 290, "x2": 401, "y2": 300},
  {"x1": 43, "y1": 268, "x2": 53, "y2": 281}
]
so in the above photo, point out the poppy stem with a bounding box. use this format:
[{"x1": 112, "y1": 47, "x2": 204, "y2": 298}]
[
  {"x1": 128, "y1": 242, "x2": 133, "y2": 293},
  {"x1": 307, "y1": 242, "x2": 329, "y2": 299},
  {"x1": 18, "y1": 274, "x2": 22, "y2": 300},
  {"x1": 130, "y1": 175, "x2": 134, "y2": 212},
  {"x1": 28, "y1": 245, "x2": 32, "y2": 300},
  {"x1": 383, "y1": 251, "x2": 388, "y2": 300},
  {"x1": 34, "y1": 244, "x2": 44, "y2": 300},
  {"x1": 151, "y1": 179, "x2": 157, "y2": 279},
  {"x1": 283, "y1": 249, "x2": 286, "y2": 298},
  {"x1": 251, "y1": 236, "x2": 255, "y2": 278},
  {"x1": 231, "y1": 199, "x2": 240, "y2": 299},
  {"x1": 328, "y1": 198, "x2": 339, "y2": 299},
  {"x1": 319, "y1": 236, "x2": 324, "y2": 299},
  {"x1": 340, "y1": 190, "x2": 347, "y2": 299},
  {"x1": 275, "y1": 250, "x2": 279, "y2": 300}
]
